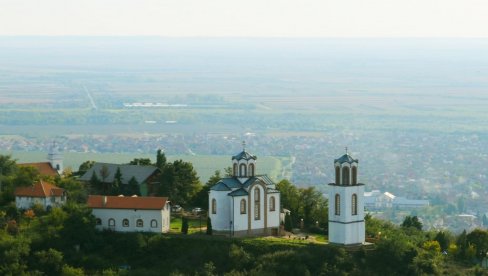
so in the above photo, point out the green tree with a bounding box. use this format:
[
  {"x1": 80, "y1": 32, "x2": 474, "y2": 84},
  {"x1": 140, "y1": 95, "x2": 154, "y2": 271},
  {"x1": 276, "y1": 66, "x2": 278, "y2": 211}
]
[
  {"x1": 13, "y1": 166, "x2": 40, "y2": 187},
  {"x1": 0, "y1": 154, "x2": 17, "y2": 176},
  {"x1": 182, "y1": 217, "x2": 189, "y2": 234},
  {"x1": 99, "y1": 165, "x2": 110, "y2": 194},
  {"x1": 59, "y1": 203, "x2": 97, "y2": 251},
  {"x1": 127, "y1": 176, "x2": 140, "y2": 196},
  {"x1": 284, "y1": 212, "x2": 293, "y2": 232},
  {"x1": 434, "y1": 231, "x2": 452, "y2": 252},
  {"x1": 192, "y1": 170, "x2": 221, "y2": 208},
  {"x1": 76, "y1": 160, "x2": 95, "y2": 176},
  {"x1": 156, "y1": 149, "x2": 166, "y2": 169},
  {"x1": 466, "y1": 229, "x2": 488, "y2": 259},
  {"x1": 33, "y1": 248, "x2": 64, "y2": 275},
  {"x1": 112, "y1": 167, "x2": 122, "y2": 195},
  {"x1": 456, "y1": 229, "x2": 468, "y2": 259},
  {"x1": 0, "y1": 233, "x2": 30, "y2": 275},
  {"x1": 57, "y1": 177, "x2": 87, "y2": 203},
  {"x1": 159, "y1": 160, "x2": 201, "y2": 205},
  {"x1": 276, "y1": 180, "x2": 300, "y2": 222},
  {"x1": 129, "y1": 158, "x2": 152, "y2": 166},
  {"x1": 89, "y1": 172, "x2": 101, "y2": 194},
  {"x1": 401, "y1": 216, "x2": 422, "y2": 231},
  {"x1": 206, "y1": 217, "x2": 212, "y2": 235}
]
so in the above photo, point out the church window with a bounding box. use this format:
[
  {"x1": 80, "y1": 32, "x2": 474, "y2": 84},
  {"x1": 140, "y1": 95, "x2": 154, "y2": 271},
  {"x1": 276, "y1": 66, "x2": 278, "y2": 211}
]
[
  {"x1": 240, "y1": 199, "x2": 246, "y2": 214},
  {"x1": 352, "y1": 166, "x2": 357, "y2": 185},
  {"x1": 352, "y1": 194, "x2": 358, "y2": 215},
  {"x1": 335, "y1": 194, "x2": 340, "y2": 215},
  {"x1": 212, "y1": 198, "x2": 217, "y2": 214},
  {"x1": 151, "y1": 219, "x2": 158, "y2": 228},
  {"x1": 240, "y1": 164, "x2": 247, "y2": 177},
  {"x1": 233, "y1": 163, "x2": 237, "y2": 176},
  {"x1": 269, "y1": 196, "x2": 276, "y2": 211},
  {"x1": 108, "y1": 218, "x2": 115, "y2": 227},
  {"x1": 123, "y1": 219, "x2": 129, "y2": 227},
  {"x1": 136, "y1": 219, "x2": 143, "y2": 227},
  {"x1": 335, "y1": 166, "x2": 340, "y2": 185},
  {"x1": 249, "y1": 163, "x2": 255, "y2": 177},
  {"x1": 254, "y1": 188, "x2": 260, "y2": 220},
  {"x1": 96, "y1": 218, "x2": 102, "y2": 225},
  {"x1": 342, "y1": 167, "x2": 350, "y2": 185}
]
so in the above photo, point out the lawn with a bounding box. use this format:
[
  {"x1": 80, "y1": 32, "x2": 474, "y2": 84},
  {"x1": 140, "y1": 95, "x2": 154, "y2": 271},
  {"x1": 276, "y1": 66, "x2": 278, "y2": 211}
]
[{"x1": 170, "y1": 216, "x2": 207, "y2": 234}]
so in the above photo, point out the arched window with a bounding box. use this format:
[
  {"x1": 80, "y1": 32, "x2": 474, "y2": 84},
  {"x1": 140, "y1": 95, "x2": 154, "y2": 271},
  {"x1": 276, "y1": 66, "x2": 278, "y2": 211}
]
[
  {"x1": 335, "y1": 166, "x2": 340, "y2": 185},
  {"x1": 122, "y1": 219, "x2": 129, "y2": 227},
  {"x1": 108, "y1": 218, "x2": 115, "y2": 227},
  {"x1": 151, "y1": 219, "x2": 158, "y2": 228},
  {"x1": 240, "y1": 199, "x2": 247, "y2": 214},
  {"x1": 269, "y1": 196, "x2": 276, "y2": 211},
  {"x1": 352, "y1": 194, "x2": 358, "y2": 215},
  {"x1": 240, "y1": 163, "x2": 247, "y2": 177},
  {"x1": 335, "y1": 194, "x2": 340, "y2": 215},
  {"x1": 254, "y1": 188, "x2": 260, "y2": 220},
  {"x1": 212, "y1": 198, "x2": 217, "y2": 214},
  {"x1": 233, "y1": 163, "x2": 238, "y2": 176},
  {"x1": 249, "y1": 163, "x2": 255, "y2": 177},
  {"x1": 96, "y1": 218, "x2": 102, "y2": 225},
  {"x1": 136, "y1": 219, "x2": 143, "y2": 227},
  {"x1": 342, "y1": 167, "x2": 350, "y2": 185},
  {"x1": 352, "y1": 166, "x2": 357, "y2": 185}
]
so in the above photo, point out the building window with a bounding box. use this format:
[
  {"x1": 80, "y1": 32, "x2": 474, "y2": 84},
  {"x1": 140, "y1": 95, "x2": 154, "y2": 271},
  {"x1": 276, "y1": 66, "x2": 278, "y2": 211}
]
[
  {"x1": 108, "y1": 218, "x2": 115, "y2": 227},
  {"x1": 352, "y1": 166, "x2": 357, "y2": 185},
  {"x1": 96, "y1": 218, "x2": 102, "y2": 225},
  {"x1": 51, "y1": 196, "x2": 55, "y2": 203},
  {"x1": 137, "y1": 219, "x2": 143, "y2": 227},
  {"x1": 269, "y1": 196, "x2": 276, "y2": 211},
  {"x1": 254, "y1": 188, "x2": 260, "y2": 220},
  {"x1": 123, "y1": 219, "x2": 129, "y2": 227},
  {"x1": 335, "y1": 166, "x2": 340, "y2": 185},
  {"x1": 151, "y1": 219, "x2": 158, "y2": 228},
  {"x1": 352, "y1": 194, "x2": 358, "y2": 215},
  {"x1": 240, "y1": 199, "x2": 246, "y2": 214},
  {"x1": 240, "y1": 164, "x2": 247, "y2": 177},
  {"x1": 335, "y1": 194, "x2": 340, "y2": 215},
  {"x1": 212, "y1": 198, "x2": 217, "y2": 214},
  {"x1": 249, "y1": 163, "x2": 255, "y2": 177},
  {"x1": 342, "y1": 167, "x2": 350, "y2": 185},
  {"x1": 233, "y1": 163, "x2": 237, "y2": 176}
]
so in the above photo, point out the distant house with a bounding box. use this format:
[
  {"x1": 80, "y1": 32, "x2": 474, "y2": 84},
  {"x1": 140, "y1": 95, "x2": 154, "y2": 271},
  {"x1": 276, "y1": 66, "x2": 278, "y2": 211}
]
[
  {"x1": 15, "y1": 180, "x2": 67, "y2": 210},
  {"x1": 18, "y1": 141, "x2": 64, "y2": 176},
  {"x1": 364, "y1": 190, "x2": 429, "y2": 209},
  {"x1": 87, "y1": 195, "x2": 170, "y2": 233},
  {"x1": 79, "y1": 163, "x2": 161, "y2": 196}
]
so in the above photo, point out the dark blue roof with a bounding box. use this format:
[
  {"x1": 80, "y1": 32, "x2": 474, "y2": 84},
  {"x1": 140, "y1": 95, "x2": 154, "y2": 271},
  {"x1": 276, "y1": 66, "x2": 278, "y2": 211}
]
[
  {"x1": 334, "y1": 154, "x2": 358, "y2": 164},
  {"x1": 210, "y1": 182, "x2": 231, "y2": 191},
  {"x1": 232, "y1": 150, "x2": 257, "y2": 161},
  {"x1": 228, "y1": 188, "x2": 249, "y2": 197},
  {"x1": 219, "y1": 178, "x2": 241, "y2": 189},
  {"x1": 242, "y1": 175, "x2": 274, "y2": 189}
]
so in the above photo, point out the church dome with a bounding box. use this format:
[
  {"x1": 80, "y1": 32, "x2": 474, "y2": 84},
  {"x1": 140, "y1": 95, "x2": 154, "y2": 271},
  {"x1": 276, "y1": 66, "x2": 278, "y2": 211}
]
[
  {"x1": 334, "y1": 153, "x2": 358, "y2": 164},
  {"x1": 232, "y1": 150, "x2": 257, "y2": 161}
]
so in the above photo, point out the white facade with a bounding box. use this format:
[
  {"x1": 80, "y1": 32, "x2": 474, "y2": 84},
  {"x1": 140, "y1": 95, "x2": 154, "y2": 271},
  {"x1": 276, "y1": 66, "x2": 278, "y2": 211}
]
[
  {"x1": 92, "y1": 207, "x2": 170, "y2": 233},
  {"x1": 87, "y1": 195, "x2": 170, "y2": 233},
  {"x1": 48, "y1": 141, "x2": 63, "y2": 175},
  {"x1": 209, "y1": 148, "x2": 281, "y2": 236},
  {"x1": 14, "y1": 181, "x2": 66, "y2": 210},
  {"x1": 15, "y1": 195, "x2": 66, "y2": 210},
  {"x1": 328, "y1": 153, "x2": 365, "y2": 245}
]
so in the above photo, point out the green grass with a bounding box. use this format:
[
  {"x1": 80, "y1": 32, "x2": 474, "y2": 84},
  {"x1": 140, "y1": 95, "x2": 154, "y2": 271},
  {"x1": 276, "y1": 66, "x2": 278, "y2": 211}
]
[{"x1": 170, "y1": 217, "x2": 207, "y2": 234}]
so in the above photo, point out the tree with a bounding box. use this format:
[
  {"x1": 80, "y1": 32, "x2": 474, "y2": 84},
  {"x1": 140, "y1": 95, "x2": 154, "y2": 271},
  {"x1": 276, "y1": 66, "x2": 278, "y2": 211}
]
[
  {"x1": 33, "y1": 249, "x2": 64, "y2": 275},
  {"x1": 159, "y1": 160, "x2": 201, "y2": 205},
  {"x1": 191, "y1": 170, "x2": 221, "y2": 208},
  {"x1": 77, "y1": 160, "x2": 95, "y2": 176},
  {"x1": 112, "y1": 167, "x2": 122, "y2": 195},
  {"x1": 434, "y1": 231, "x2": 452, "y2": 252},
  {"x1": 284, "y1": 212, "x2": 293, "y2": 232},
  {"x1": 401, "y1": 216, "x2": 422, "y2": 231},
  {"x1": 456, "y1": 229, "x2": 468, "y2": 259},
  {"x1": 0, "y1": 154, "x2": 17, "y2": 177},
  {"x1": 23, "y1": 209, "x2": 35, "y2": 225},
  {"x1": 129, "y1": 158, "x2": 152, "y2": 166},
  {"x1": 127, "y1": 176, "x2": 140, "y2": 196},
  {"x1": 89, "y1": 172, "x2": 101, "y2": 194},
  {"x1": 182, "y1": 217, "x2": 189, "y2": 234},
  {"x1": 156, "y1": 149, "x2": 166, "y2": 169},
  {"x1": 276, "y1": 180, "x2": 300, "y2": 222},
  {"x1": 99, "y1": 165, "x2": 110, "y2": 194},
  {"x1": 206, "y1": 217, "x2": 212, "y2": 235},
  {"x1": 466, "y1": 229, "x2": 488, "y2": 259},
  {"x1": 13, "y1": 166, "x2": 40, "y2": 187},
  {"x1": 59, "y1": 203, "x2": 97, "y2": 251}
]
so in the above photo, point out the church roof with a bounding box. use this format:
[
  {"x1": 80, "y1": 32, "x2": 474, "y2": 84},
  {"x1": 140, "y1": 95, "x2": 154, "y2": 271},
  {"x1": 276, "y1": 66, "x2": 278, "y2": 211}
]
[
  {"x1": 18, "y1": 162, "x2": 59, "y2": 177},
  {"x1": 210, "y1": 175, "x2": 277, "y2": 193},
  {"x1": 228, "y1": 188, "x2": 249, "y2": 197},
  {"x1": 242, "y1": 175, "x2": 274, "y2": 188},
  {"x1": 232, "y1": 150, "x2": 257, "y2": 161},
  {"x1": 334, "y1": 153, "x2": 358, "y2": 164},
  {"x1": 210, "y1": 182, "x2": 232, "y2": 191}
]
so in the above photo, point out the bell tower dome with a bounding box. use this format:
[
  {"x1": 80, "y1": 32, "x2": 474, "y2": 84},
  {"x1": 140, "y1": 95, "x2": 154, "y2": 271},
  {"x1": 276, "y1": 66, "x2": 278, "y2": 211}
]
[{"x1": 231, "y1": 141, "x2": 257, "y2": 182}]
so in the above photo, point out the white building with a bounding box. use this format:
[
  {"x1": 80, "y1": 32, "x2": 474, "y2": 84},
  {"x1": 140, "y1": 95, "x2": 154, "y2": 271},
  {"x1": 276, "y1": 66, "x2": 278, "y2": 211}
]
[
  {"x1": 15, "y1": 180, "x2": 67, "y2": 210},
  {"x1": 87, "y1": 195, "x2": 170, "y2": 233},
  {"x1": 209, "y1": 147, "x2": 281, "y2": 236},
  {"x1": 328, "y1": 151, "x2": 365, "y2": 245},
  {"x1": 364, "y1": 190, "x2": 429, "y2": 209},
  {"x1": 47, "y1": 141, "x2": 63, "y2": 175}
]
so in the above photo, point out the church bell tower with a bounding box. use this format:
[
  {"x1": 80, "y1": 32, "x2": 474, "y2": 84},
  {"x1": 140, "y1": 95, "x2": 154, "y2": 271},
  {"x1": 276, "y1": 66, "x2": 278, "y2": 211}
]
[
  {"x1": 328, "y1": 149, "x2": 365, "y2": 245},
  {"x1": 48, "y1": 141, "x2": 63, "y2": 175}
]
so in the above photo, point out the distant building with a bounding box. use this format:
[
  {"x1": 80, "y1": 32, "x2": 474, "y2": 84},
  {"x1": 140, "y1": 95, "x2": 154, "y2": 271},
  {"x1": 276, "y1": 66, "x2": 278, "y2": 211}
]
[
  {"x1": 87, "y1": 195, "x2": 170, "y2": 233},
  {"x1": 209, "y1": 145, "x2": 281, "y2": 237},
  {"x1": 364, "y1": 190, "x2": 429, "y2": 209},
  {"x1": 15, "y1": 180, "x2": 67, "y2": 210},
  {"x1": 79, "y1": 163, "x2": 161, "y2": 196},
  {"x1": 18, "y1": 141, "x2": 63, "y2": 177},
  {"x1": 328, "y1": 151, "x2": 365, "y2": 245}
]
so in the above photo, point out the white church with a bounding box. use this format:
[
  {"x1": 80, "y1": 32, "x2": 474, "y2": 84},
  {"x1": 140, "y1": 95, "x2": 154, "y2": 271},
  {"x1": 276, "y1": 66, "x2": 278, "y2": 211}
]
[
  {"x1": 328, "y1": 150, "x2": 366, "y2": 245},
  {"x1": 209, "y1": 145, "x2": 281, "y2": 236}
]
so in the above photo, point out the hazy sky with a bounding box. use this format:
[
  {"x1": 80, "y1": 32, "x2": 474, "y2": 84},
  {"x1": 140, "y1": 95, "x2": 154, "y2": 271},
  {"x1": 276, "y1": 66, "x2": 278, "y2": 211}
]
[{"x1": 1, "y1": 0, "x2": 488, "y2": 37}]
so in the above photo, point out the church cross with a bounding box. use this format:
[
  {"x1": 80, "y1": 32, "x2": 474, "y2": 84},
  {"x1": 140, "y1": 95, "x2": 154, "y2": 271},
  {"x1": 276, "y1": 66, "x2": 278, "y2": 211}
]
[{"x1": 242, "y1": 141, "x2": 246, "y2": 151}]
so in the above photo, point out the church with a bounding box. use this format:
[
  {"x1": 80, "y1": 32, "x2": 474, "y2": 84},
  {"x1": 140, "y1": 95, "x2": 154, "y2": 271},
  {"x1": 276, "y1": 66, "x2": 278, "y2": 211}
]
[
  {"x1": 209, "y1": 145, "x2": 281, "y2": 236},
  {"x1": 328, "y1": 150, "x2": 365, "y2": 245}
]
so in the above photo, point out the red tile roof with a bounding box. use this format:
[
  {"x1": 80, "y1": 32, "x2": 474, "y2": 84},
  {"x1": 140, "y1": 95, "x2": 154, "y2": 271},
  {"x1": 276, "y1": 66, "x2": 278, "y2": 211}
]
[
  {"x1": 18, "y1": 162, "x2": 59, "y2": 177},
  {"x1": 15, "y1": 180, "x2": 65, "y2": 198},
  {"x1": 87, "y1": 195, "x2": 168, "y2": 210}
]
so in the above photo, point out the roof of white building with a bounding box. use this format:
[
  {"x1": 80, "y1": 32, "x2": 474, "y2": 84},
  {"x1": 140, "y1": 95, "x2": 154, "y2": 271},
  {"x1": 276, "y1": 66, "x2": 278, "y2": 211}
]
[
  {"x1": 334, "y1": 153, "x2": 358, "y2": 164},
  {"x1": 15, "y1": 180, "x2": 64, "y2": 198},
  {"x1": 87, "y1": 195, "x2": 168, "y2": 210}
]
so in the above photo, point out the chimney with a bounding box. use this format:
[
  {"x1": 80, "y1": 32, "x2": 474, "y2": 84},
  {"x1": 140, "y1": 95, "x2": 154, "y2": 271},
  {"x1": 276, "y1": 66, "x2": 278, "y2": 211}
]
[{"x1": 103, "y1": 196, "x2": 107, "y2": 207}]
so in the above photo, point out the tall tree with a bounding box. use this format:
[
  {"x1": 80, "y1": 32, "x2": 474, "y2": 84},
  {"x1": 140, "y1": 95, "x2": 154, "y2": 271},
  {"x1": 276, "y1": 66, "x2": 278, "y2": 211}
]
[
  {"x1": 77, "y1": 160, "x2": 95, "y2": 176},
  {"x1": 401, "y1": 216, "x2": 423, "y2": 231},
  {"x1": 156, "y1": 149, "x2": 166, "y2": 169},
  {"x1": 466, "y1": 229, "x2": 488, "y2": 259},
  {"x1": 191, "y1": 170, "x2": 221, "y2": 208},
  {"x1": 159, "y1": 160, "x2": 201, "y2": 205},
  {"x1": 112, "y1": 167, "x2": 122, "y2": 195},
  {"x1": 127, "y1": 176, "x2": 140, "y2": 196},
  {"x1": 99, "y1": 165, "x2": 110, "y2": 194}
]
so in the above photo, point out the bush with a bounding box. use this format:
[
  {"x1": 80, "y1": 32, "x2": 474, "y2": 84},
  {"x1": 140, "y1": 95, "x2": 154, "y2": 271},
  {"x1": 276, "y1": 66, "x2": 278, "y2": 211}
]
[{"x1": 181, "y1": 217, "x2": 189, "y2": 234}]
